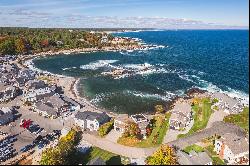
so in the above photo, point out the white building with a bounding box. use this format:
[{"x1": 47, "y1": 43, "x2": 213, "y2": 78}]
[
  {"x1": 169, "y1": 102, "x2": 193, "y2": 130},
  {"x1": 211, "y1": 92, "x2": 245, "y2": 114},
  {"x1": 0, "y1": 107, "x2": 13, "y2": 126},
  {"x1": 23, "y1": 87, "x2": 55, "y2": 102},
  {"x1": 114, "y1": 114, "x2": 132, "y2": 133},
  {"x1": 74, "y1": 111, "x2": 110, "y2": 131},
  {"x1": 214, "y1": 133, "x2": 249, "y2": 165}
]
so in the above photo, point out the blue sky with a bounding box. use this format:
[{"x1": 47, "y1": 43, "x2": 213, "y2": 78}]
[{"x1": 0, "y1": 0, "x2": 249, "y2": 28}]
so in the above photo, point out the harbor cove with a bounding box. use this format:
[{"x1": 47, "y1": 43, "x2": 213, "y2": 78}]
[{"x1": 33, "y1": 30, "x2": 249, "y2": 114}]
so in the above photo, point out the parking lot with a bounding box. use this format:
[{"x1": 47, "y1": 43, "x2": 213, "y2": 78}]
[{"x1": 0, "y1": 97, "x2": 67, "y2": 162}]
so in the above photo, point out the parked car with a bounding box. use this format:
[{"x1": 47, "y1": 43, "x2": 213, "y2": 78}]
[
  {"x1": 20, "y1": 144, "x2": 34, "y2": 153},
  {"x1": 33, "y1": 135, "x2": 43, "y2": 145}
]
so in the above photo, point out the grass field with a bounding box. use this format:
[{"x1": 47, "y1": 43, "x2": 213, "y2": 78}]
[
  {"x1": 136, "y1": 113, "x2": 171, "y2": 148},
  {"x1": 117, "y1": 113, "x2": 171, "y2": 148},
  {"x1": 223, "y1": 107, "x2": 249, "y2": 133},
  {"x1": 183, "y1": 144, "x2": 204, "y2": 154},
  {"x1": 178, "y1": 98, "x2": 213, "y2": 138}
]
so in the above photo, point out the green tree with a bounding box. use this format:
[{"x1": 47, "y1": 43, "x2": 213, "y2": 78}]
[
  {"x1": 146, "y1": 145, "x2": 178, "y2": 165},
  {"x1": 0, "y1": 38, "x2": 16, "y2": 55},
  {"x1": 98, "y1": 119, "x2": 114, "y2": 137}
]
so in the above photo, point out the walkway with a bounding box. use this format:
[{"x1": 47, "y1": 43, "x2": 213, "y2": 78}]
[
  {"x1": 167, "y1": 121, "x2": 245, "y2": 149},
  {"x1": 206, "y1": 108, "x2": 228, "y2": 128}
]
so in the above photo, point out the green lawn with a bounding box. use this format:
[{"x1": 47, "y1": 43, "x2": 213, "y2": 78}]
[
  {"x1": 178, "y1": 98, "x2": 213, "y2": 138},
  {"x1": 136, "y1": 113, "x2": 171, "y2": 148},
  {"x1": 183, "y1": 144, "x2": 204, "y2": 154},
  {"x1": 204, "y1": 145, "x2": 225, "y2": 165},
  {"x1": 211, "y1": 156, "x2": 225, "y2": 165},
  {"x1": 223, "y1": 107, "x2": 249, "y2": 133},
  {"x1": 75, "y1": 147, "x2": 130, "y2": 165}
]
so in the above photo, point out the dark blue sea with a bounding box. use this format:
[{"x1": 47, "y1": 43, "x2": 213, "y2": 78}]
[{"x1": 33, "y1": 30, "x2": 249, "y2": 114}]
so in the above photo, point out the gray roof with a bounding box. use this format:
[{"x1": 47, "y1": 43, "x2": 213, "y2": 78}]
[
  {"x1": 61, "y1": 95, "x2": 80, "y2": 107},
  {"x1": 35, "y1": 102, "x2": 58, "y2": 116},
  {"x1": 211, "y1": 92, "x2": 238, "y2": 108},
  {"x1": 75, "y1": 111, "x2": 110, "y2": 124},
  {"x1": 87, "y1": 157, "x2": 106, "y2": 165},
  {"x1": 177, "y1": 150, "x2": 212, "y2": 165},
  {"x1": 26, "y1": 80, "x2": 46, "y2": 89},
  {"x1": 115, "y1": 114, "x2": 131, "y2": 123},
  {"x1": 44, "y1": 94, "x2": 65, "y2": 109},
  {"x1": 170, "y1": 112, "x2": 190, "y2": 124},
  {"x1": 218, "y1": 133, "x2": 249, "y2": 154}
]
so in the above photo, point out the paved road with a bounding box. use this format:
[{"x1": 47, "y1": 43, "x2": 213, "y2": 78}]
[
  {"x1": 82, "y1": 133, "x2": 157, "y2": 158},
  {"x1": 167, "y1": 121, "x2": 246, "y2": 149}
]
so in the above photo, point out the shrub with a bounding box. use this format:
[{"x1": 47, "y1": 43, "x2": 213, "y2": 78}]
[
  {"x1": 122, "y1": 121, "x2": 142, "y2": 139},
  {"x1": 212, "y1": 98, "x2": 219, "y2": 104},
  {"x1": 98, "y1": 119, "x2": 114, "y2": 137},
  {"x1": 155, "y1": 105, "x2": 164, "y2": 114},
  {"x1": 146, "y1": 145, "x2": 178, "y2": 165}
]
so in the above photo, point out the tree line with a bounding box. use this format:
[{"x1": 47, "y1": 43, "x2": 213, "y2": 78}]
[{"x1": 0, "y1": 27, "x2": 114, "y2": 56}]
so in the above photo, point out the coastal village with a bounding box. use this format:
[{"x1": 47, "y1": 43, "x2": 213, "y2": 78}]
[{"x1": 0, "y1": 29, "x2": 249, "y2": 165}]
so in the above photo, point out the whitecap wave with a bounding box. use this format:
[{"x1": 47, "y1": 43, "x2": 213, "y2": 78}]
[
  {"x1": 80, "y1": 60, "x2": 118, "y2": 70},
  {"x1": 191, "y1": 76, "x2": 249, "y2": 105},
  {"x1": 125, "y1": 90, "x2": 176, "y2": 101},
  {"x1": 177, "y1": 74, "x2": 197, "y2": 84},
  {"x1": 62, "y1": 67, "x2": 77, "y2": 71}
]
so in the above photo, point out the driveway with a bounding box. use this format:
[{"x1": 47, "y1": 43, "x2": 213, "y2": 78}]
[
  {"x1": 82, "y1": 133, "x2": 157, "y2": 158},
  {"x1": 105, "y1": 129, "x2": 122, "y2": 143},
  {"x1": 206, "y1": 109, "x2": 228, "y2": 128}
]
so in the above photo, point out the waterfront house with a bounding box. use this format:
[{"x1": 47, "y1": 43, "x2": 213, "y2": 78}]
[
  {"x1": 0, "y1": 107, "x2": 14, "y2": 126},
  {"x1": 169, "y1": 102, "x2": 193, "y2": 130},
  {"x1": 210, "y1": 92, "x2": 244, "y2": 114},
  {"x1": 214, "y1": 133, "x2": 249, "y2": 165},
  {"x1": 114, "y1": 114, "x2": 133, "y2": 133},
  {"x1": 0, "y1": 83, "x2": 19, "y2": 103},
  {"x1": 101, "y1": 35, "x2": 108, "y2": 43},
  {"x1": 74, "y1": 111, "x2": 111, "y2": 131},
  {"x1": 34, "y1": 101, "x2": 58, "y2": 119},
  {"x1": 23, "y1": 87, "x2": 55, "y2": 102},
  {"x1": 131, "y1": 114, "x2": 149, "y2": 139},
  {"x1": 177, "y1": 150, "x2": 212, "y2": 165},
  {"x1": 60, "y1": 95, "x2": 81, "y2": 111},
  {"x1": 24, "y1": 80, "x2": 47, "y2": 92}
]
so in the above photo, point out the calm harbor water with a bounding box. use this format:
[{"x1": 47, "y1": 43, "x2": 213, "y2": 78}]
[{"x1": 33, "y1": 30, "x2": 249, "y2": 114}]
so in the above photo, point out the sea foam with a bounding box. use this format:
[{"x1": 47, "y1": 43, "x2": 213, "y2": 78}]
[{"x1": 80, "y1": 60, "x2": 118, "y2": 70}]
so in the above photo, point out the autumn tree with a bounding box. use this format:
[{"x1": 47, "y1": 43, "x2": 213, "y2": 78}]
[
  {"x1": 15, "y1": 38, "x2": 27, "y2": 54},
  {"x1": 40, "y1": 129, "x2": 81, "y2": 165},
  {"x1": 146, "y1": 145, "x2": 178, "y2": 165},
  {"x1": 123, "y1": 121, "x2": 141, "y2": 139}
]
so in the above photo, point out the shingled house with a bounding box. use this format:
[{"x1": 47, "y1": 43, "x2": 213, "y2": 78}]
[
  {"x1": 214, "y1": 133, "x2": 249, "y2": 165},
  {"x1": 74, "y1": 111, "x2": 110, "y2": 131}
]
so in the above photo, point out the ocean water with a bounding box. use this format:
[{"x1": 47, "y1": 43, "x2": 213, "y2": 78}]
[{"x1": 33, "y1": 30, "x2": 249, "y2": 114}]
